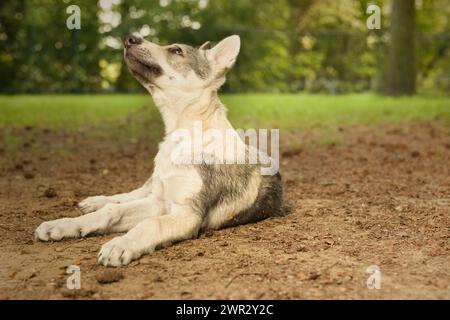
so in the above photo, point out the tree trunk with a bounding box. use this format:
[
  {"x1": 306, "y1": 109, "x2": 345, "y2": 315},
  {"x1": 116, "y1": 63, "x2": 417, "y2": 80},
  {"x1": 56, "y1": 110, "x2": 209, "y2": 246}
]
[{"x1": 385, "y1": 0, "x2": 416, "y2": 95}]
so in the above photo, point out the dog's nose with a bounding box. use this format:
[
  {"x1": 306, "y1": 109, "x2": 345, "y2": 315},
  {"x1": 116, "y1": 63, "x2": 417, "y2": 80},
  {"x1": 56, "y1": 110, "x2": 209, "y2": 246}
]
[{"x1": 125, "y1": 35, "x2": 142, "y2": 48}]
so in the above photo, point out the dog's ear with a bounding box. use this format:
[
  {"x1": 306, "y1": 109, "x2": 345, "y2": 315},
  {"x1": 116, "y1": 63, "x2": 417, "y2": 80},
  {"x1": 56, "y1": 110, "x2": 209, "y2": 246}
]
[
  {"x1": 199, "y1": 41, "x2": 211, "y2": 50},
  {"x1": 206, "y1": 35, "x2": 240, "y2": 71}
]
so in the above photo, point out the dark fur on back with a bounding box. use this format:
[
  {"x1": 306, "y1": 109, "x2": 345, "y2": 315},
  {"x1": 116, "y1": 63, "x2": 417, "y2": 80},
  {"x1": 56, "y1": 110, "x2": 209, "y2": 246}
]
[
  {"x1": 224, "y1": 171, "x2": 283, "y2": 227},
  {"x1": 193, "y1": 163, "x2": 283, "y2": 230}
]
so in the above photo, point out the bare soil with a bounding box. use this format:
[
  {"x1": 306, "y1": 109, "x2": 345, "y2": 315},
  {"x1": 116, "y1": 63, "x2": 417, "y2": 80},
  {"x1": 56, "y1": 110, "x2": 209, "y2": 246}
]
[{"x1": 0, "y1": 122, "x2": 449, "y2": 299}]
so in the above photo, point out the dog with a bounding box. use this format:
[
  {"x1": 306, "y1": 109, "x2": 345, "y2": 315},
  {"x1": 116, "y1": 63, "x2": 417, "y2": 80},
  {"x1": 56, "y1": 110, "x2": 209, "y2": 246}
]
[{"x1": 35, "y1": 35, "x2": 283, "y2": 266}]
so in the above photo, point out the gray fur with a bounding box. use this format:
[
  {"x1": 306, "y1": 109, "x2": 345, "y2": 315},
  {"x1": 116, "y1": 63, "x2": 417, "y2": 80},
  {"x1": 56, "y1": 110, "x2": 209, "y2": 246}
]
[
  {"x1": 193, "y1": 163, "x2": 283, "y2": 230},
  {"x1": 166, "y1": 45, "x2": 211, "y2": 79}
]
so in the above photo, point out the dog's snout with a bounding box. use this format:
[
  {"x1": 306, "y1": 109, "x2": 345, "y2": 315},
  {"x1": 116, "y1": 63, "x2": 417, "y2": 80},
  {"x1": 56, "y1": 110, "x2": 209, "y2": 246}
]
[{"x1": 125, "y1": 35, "x2": 143, "y2": 48}]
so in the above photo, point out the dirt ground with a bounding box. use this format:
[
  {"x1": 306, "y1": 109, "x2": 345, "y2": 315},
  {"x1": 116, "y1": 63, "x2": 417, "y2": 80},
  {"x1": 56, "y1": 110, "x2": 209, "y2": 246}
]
[{"x1": 0, "y1": 121, "x2": 449, "y2": 299}]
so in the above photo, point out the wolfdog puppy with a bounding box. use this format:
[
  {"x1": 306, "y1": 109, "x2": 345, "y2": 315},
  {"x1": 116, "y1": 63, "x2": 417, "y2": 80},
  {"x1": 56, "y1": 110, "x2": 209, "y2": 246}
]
[{"x1": 35, "y1": 35, "x2": 283, "y2": 266}]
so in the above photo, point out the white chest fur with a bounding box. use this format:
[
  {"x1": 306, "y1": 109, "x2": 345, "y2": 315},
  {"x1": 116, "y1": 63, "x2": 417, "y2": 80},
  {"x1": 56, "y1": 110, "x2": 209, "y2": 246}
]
[{"x1": 153, "y1": 138, "x2": 203, "y2": 211}]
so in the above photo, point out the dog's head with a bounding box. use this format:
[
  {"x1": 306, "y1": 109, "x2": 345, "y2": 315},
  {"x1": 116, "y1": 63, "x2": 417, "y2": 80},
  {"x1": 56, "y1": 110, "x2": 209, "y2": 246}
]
[{"x1": 124, "y1": 35, "x2": 240, "y2": 94}]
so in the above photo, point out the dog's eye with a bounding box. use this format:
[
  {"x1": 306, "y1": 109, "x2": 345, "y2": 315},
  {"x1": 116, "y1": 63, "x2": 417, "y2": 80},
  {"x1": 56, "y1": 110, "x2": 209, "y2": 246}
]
[{"x1": 169, "y1": 46, "x2": 183, "y2": 55}]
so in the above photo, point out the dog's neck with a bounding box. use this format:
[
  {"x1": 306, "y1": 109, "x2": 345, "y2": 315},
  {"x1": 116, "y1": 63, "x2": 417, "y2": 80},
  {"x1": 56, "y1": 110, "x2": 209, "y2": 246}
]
[{"x1": 151, "y1": 87, "x2": 231, "y2": 135}]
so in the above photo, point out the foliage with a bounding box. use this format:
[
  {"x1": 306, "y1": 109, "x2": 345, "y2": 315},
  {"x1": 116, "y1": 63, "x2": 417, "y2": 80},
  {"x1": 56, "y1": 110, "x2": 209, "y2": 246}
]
[{"x1": 0, "y1": 0, "x2": 448, "y2": 94}]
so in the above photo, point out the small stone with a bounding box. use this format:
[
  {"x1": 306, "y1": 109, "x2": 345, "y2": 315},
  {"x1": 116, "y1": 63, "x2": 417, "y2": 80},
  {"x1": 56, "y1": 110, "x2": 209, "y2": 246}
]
[
  {"x1": 140, "y1": 292, "x2": 154, "y2": 299},
  {"x1": 202, "y1": 230, "x2": 214, "y2": 237},
  {"x1": 23, "y1": 172, "x2": 34, "y2": 179},
  {"x1": 307, "y1": 272, "x2": 320, "y2": 280},
  {"x1": 96, "y1": 269, "x2": 124, "y2": 284},
  {"x1": 44, "y1": 187, "x2": 58, "y2": 198}
]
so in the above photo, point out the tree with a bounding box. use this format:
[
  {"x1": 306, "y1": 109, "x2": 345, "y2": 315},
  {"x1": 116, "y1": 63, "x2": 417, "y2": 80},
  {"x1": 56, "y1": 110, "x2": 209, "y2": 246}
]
[{"x1": 385, "y1": 0, "x2": 416, "y2": 95}]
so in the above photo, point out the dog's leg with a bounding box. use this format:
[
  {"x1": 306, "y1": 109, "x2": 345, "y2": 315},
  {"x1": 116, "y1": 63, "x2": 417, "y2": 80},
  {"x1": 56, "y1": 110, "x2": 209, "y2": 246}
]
[
  {"x1": 98, "y1": 205, "x2": 202, "y2": 266},
  {"x1": 98, "y1": 166, "x2": 203, "y2": 266},
  {"x1": 78, "y1": 178, "x2": 155, "y2": 213},
  {"x1": 35, "y1": 196, "x2": 164, "y2": 241}
]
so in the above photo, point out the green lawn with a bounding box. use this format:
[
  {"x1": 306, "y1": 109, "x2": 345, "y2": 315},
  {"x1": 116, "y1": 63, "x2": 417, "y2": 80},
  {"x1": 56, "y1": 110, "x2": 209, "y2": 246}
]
[{"x1": 1, "y1": 94, "x2": 449, "y2": 131}]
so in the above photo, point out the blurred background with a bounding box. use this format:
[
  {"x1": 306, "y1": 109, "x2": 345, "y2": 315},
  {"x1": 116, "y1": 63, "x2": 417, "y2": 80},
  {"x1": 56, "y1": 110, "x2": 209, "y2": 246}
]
[
  {"x1": 1, "y1": 1, "x2": 450, "y2": 300},
  {"x1": 0, "y1": 0, "x2": 449, "y2": 95}
]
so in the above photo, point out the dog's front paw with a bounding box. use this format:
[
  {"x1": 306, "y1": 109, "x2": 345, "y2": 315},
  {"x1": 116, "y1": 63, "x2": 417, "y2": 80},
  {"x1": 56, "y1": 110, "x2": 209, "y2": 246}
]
[
  {"x1": 98, "y1": 237, "x2": 142, "y2": 267},
  {"x1": 35, "y1": 218, "x2": 82, "y2": 241},
  {"x1": 78, "y1": 196, "x2": 110, "y2": 213}
]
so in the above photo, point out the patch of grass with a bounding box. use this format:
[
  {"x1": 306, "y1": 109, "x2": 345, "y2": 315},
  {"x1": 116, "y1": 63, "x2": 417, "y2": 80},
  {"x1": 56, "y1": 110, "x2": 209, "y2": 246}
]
[
  {"x1": 1, "y1": 94, "x2": 449, "y2": 132},
  {"x1": 224, "y1": 94, "x2": 450, "y2": 129},
  {"x1": 0, "y1": 95, "x2": 158, "y2": 130},
  {"x1": 0, "y1": 94, "x2": 448, "y2": 166}
]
